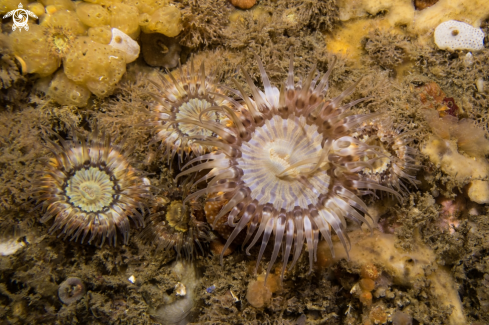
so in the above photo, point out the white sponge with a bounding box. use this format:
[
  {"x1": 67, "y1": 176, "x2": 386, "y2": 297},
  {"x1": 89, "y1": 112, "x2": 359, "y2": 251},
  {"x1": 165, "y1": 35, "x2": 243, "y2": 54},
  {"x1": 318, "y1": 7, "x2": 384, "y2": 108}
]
[{"x1": 434, "y1": 20, "x2": 484, "y2": 51}]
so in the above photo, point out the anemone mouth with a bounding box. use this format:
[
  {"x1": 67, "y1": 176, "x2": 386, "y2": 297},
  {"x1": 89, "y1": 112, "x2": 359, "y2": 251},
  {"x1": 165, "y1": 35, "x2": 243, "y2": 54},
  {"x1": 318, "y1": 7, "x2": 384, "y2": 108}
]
[
  {"x1": 238, "y1": 114, "x2": 331, "y2": 211},
  {"x1": 65, "y1": 167, "x2": 115, "y2": 212},
  {"x1": 149, "y1": 61, "x2": 232, "y2": 161},
  {"x1": 174, "y1": 98, "x2": 227, "y2": 140},
  {"x1": 177, "y1": 54, "x2": 418, "y2": 280},
  {"x1": 45, "y1": 26, "x2": 75, "y2": 59},
  {"x1": 35, "y1": 130, "x2": 147, "y2": 246}
]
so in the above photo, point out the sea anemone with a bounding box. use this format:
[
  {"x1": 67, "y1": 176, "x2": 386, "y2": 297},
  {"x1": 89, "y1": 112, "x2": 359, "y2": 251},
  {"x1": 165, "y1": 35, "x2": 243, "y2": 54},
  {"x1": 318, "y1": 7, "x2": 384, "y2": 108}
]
[
  {"x1": 353, "y1": 118, "x2": 420, "y2": 196},
  {"x1": 58, "y1": 277, "x2": 86, "y2": 304},
  {"x1": 147, "y1": 60, "x2": 233, "y2": 164},
  {"x1": 139, "y1": 199, "x2": 209, "y2": 259},
  {"x1": 33, "y1": 128, "x2": 148, "y2": 246},
  {"x1": 177, "y1": 54, "x2": 409, "y2": 279},
  {"x1": 44, "y1": 26, "x2": 77, "y2": 59}
]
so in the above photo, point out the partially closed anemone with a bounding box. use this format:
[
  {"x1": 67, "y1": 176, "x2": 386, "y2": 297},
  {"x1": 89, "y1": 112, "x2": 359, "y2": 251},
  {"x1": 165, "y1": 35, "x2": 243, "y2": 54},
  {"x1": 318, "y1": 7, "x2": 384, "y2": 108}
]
[
  {"x1": 147, "y1": 60, "x2": 235, "y2": 164},
  {"x1": 33, "y1": 128, "x2": 148, "y2": 246},
  {"x1": 139, "y1": 200, "x2": 209, "y2": 260},
  {"x1": 354, "y1": 118, "x2": 420, "y2": 196}
]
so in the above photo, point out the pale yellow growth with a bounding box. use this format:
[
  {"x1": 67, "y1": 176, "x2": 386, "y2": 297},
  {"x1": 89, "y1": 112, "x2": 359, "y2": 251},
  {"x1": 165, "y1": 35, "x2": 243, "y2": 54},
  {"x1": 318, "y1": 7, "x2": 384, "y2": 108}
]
[
  {"x1": 337, "y1": 0, "x2": 414, "y2": 27},
  {"x1": 326, "y1": 19, "x2": 382, "y2": 63},
  {"x1": 422, "y1": 136, "x2": 488, "y2": 181},
  {"x1": 422, "y1": 136, "x2": 489, "y2": 203},
  {"x1": 139, "y1": 5, "x2": 182, "y2": 37},
  {"x1": 330, "y1": 230, "x2": 466, "y2": 325},
  {"x1": 325, "y1": 18, "x2": 413, "y2": 75},
  {"x1": 337, "y1": 0, "x2": 489, "y2": 36},
  {"x1": 467, "y1": 180, "x2": 489, "y2": 205}
]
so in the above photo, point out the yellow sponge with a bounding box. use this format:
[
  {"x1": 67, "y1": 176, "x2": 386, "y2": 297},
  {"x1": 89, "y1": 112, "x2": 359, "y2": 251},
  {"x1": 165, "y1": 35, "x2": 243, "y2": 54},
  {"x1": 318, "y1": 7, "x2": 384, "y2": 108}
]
[
  {"x1": 84, "y1": 0, "x2": 121, "y2": 5},
  {"x1": 108, "y1": 3, "x2": 140, "y2": 39},
  {"x1": 40, "y1": 10, "x2": 88, "y2": 35},
  {"x1": 63, "y1": 37, "x2": 126, "y2": 97},
  {"x1": 0, "y1": 0, "x2": 29, "y2": 15},
  {"x1": 39, "y1": 0, "x2": 75, "y2": 11},
  {"x1": 76, "y1": 2, "x2": 110, "y2": 27},
  {"x1": 27, "y1": 2, "x2": 45, "y2": 17},
  {"x1": 139, "y1": 6, "x2": 182, "y2": 37},
  {"x1": 88, "y1": 26, "x2": 113, "y2": 44},
  {"x1": 127, "y1": 0, "x2": 169, "y2": 14},
  {"x1": 10, "y1": 24, "x2": 60, "y2": 76},
  {"x1": 48, "y1": 70, "x2": 91, "y2": 107}
]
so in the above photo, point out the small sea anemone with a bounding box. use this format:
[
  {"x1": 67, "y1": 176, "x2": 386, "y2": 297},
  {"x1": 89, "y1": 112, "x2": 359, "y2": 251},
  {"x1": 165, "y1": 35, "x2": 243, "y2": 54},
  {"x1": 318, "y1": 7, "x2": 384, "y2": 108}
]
[
  {"x1": 58, "y1": 277, "x2": 86, "y2": 304},
  {"x1": 139, "y1": 199, "x2": 209, "y2": 259},
  {"x1": 177, "y1": 54, "x2": 410, "y2": 279},
  {"x1": 33, "y1": 128, "x2": 148, "y2": 246},
  {"x1": 147, "y1": 60, "x2": 233, "y2": 163},
  {"x1": 353, "y1": 118, "x2": 420, "y2": 196},
  {"x1": 44, "y1": 26, "x2": 77, "y2": 59}
]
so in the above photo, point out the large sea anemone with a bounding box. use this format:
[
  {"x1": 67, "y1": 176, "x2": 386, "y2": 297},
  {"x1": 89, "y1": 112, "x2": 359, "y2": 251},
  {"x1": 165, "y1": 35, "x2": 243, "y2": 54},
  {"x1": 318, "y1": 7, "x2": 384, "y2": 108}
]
[
  {"x1": 177, "y1": 55, "x2": 415, "y2": 279},
  {"x1": 33, "y1": 128, "x2": 148, "y2": 246}
]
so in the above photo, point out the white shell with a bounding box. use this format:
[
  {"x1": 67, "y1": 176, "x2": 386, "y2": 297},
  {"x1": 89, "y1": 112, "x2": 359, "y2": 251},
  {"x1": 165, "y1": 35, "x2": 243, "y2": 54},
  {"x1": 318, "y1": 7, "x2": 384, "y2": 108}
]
[
  {"x1": 230, "y1": 290, "x2": 239, "y2": 302},
  {"x1": 0, "y1": 238, "x2": 25, "y2": 256},
  {"x1": 464, "y1": 52, "x2": 474, "y2": 66},
  {"x1": 109, "y1": 28, "x2": 140, "y2": 63},
  {"x1": 476, "y1": 78, "x2": 484, "y2": 93},
  {"x1": 128, "y1": 275, "x2": 136, "y2": 283},
  {"x1": 434, "y1": 20, "x2": 484, "y2": 52}
]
